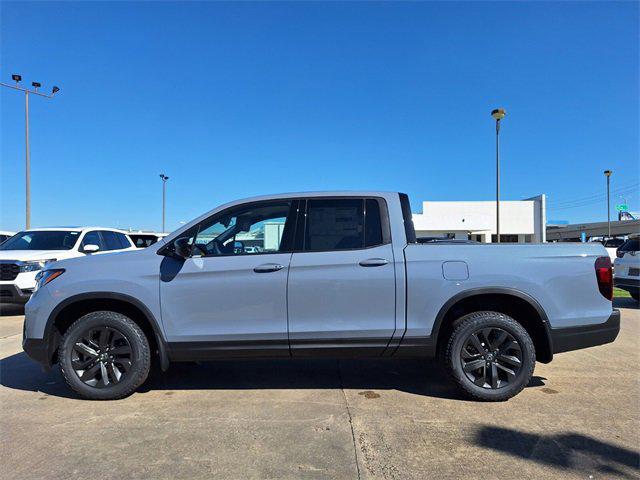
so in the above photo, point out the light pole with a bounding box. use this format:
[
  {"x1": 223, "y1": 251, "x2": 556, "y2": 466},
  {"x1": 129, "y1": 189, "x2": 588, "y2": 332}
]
[
  {"x1": 0, "y1": 74, "x2": 60, "y2": 229},
  {"x1": 159, "y1": 174, "x2": 169, "y2": 233},
  {"x1": 604, "y1": 170, "x2": 612, "y2": 238},
  {"x1": 491, "y1": 108, "x2": 506, "y2": 243}
]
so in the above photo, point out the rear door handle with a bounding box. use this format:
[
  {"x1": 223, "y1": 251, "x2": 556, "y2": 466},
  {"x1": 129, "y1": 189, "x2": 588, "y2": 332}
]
[
  {"x1": 253, "y1": 263, "x2": 285, "y2": 273},
  {"x1": 359, "y1": 258, "x2": 389, "y2": 267}
]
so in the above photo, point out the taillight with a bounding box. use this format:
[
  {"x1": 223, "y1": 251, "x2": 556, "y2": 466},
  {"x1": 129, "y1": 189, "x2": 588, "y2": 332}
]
[{"x1": 595, "y1": 256, "x2": 613, "y2": 300}]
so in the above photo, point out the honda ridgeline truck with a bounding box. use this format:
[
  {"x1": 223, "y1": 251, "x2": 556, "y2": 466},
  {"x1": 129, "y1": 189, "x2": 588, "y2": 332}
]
[{"x1": 23, "y1": 192, "x2": 620, "y2": 401}]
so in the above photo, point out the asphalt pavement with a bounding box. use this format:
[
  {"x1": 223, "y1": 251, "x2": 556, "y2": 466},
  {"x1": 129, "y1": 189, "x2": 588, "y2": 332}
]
[{"x1": 1, "y1": 298, "x2": 638, "y2": 479}]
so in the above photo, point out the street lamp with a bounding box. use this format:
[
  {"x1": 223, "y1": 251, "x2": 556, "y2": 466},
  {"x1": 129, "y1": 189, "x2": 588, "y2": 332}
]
[
  {"x1": 1, "y1": 74, "x2": 60, "y2": 229},
  {"x1": 604, "y1": 170, "x2": 612, "y2": 238},
  {"x1": 491, "y1": 108, "x2": 506, "y2": 243},
  {"x1": 159, "y1": 174, "x2": 169, "y2": 233}
]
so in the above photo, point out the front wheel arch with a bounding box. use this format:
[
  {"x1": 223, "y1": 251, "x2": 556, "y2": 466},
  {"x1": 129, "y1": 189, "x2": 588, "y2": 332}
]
[{"x1": 46, "y1": 293, "x2": 169, "y2": 371}]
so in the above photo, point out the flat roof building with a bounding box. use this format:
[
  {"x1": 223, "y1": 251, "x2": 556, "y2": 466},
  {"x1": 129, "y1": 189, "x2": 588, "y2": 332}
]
[{"x1": 412, "y1": 195, "x2": 546, "y2": 243}]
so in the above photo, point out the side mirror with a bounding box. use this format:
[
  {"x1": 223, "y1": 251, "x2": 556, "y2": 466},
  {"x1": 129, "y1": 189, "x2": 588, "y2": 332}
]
[
  {"x1": 82, "y1": 244, "x2": 100, "y2": 254},
  {"x1": 173, "y1": 237, "x2": 192, "y2": 259}
]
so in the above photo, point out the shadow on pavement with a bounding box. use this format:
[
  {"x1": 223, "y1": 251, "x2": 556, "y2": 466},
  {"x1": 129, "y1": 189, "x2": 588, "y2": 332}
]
[
  {"x1": 0, "y1": 304, "x2": 25, "y2": 316},
  {"x1": 614, "y1": 297, "x2": 639, "y2": 310},
  {"x1": 474, "y1": 426, "x2": 640, "y2": 479},
  {"x1": 0, "y1": 352, "x2": 546, "y2": 401}
]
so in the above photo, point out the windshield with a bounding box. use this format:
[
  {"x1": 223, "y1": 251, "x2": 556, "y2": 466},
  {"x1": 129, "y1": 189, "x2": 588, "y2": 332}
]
[{"x1": 0, "y1": 230, "x2": 80, "y2": 251}]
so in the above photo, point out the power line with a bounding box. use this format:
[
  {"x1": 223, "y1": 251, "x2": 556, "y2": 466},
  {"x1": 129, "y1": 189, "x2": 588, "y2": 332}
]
[
  {"x1": 547, "y1": 183, "x2": 639, "y2": 210},
  {"x1": 548, "y1": 182, "x2": 638, "y2": 206}
]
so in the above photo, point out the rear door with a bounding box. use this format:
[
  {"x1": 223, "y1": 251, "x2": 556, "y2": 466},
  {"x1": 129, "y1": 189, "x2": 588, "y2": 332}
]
[{"x1": 288, "y1": 197, "x2": 396, "y2": 356}]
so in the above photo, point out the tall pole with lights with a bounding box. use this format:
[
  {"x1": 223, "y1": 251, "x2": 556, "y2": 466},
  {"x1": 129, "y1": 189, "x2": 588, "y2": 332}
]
[
  {"x1": 160, "y1": 174, "x2": 169, "y2": 233},
  {"x1": 491, "y1": 108, "x2": 506, "y2": 243},
  {"x1": 1, "y1": 75, "x2": 60, "y2": 229},
  {"x1": 604, "y1": 170, "x2": 612, "y2": 238}
]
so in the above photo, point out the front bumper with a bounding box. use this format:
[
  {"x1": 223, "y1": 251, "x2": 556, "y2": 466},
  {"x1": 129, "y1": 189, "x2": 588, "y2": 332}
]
[
  {"x1": 550, "y1": 309, "x2": 620, "y2": 355},
  {"x1": 22, "y1": 337, "x2": 53, "y2": 367},
  {"x1": 0, "y1": 284, "x2": 33, "y2": 304}
]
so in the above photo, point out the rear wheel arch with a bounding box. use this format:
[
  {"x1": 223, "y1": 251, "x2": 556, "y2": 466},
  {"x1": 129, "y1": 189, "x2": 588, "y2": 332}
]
[
  {"x1": 434, "y1": 288, "x2": 553, "y2": 363},
  {"x1": 45, "y1": 292, "x2": 169, "y2": 370}
]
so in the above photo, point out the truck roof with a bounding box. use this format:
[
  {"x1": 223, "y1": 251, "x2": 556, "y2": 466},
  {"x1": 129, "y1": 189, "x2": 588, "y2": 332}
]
[{"x1": 220, "y1": 190, "x2": 400, "y2": 204}]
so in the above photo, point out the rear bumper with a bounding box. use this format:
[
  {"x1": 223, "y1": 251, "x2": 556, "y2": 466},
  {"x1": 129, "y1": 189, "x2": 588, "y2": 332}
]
[
  {"x1": 550, "y1": 309, "x2": 620, "y2": 355},
  {"x1": 0, "y1": 284, "x2": 33, "y2": 304},
  {"x1": 615, "y1": 277, "x2": 639, "y2": 295}
]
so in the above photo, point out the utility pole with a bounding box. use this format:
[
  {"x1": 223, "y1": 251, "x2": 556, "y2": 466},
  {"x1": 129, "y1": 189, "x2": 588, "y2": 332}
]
[
  {"x1": 491, "y1": 108, "x2": 506, "y2": 243},
  {"x1": 1, "y1": 74, "x2": 60, "y2": 229},
  {"x1": 160, "y1": 174, "x2": 169, "y2": 233},
  {"x1": 604, "y1": 170, "x2": 612, "y2": 238}
]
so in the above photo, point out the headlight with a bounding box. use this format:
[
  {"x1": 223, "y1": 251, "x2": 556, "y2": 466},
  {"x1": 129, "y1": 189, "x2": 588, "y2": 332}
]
[
  {"x1": 34, "y1": 269, "x2": 65, "y2": 291},
  {"x1": 20, "y1": 259, "x2": 57, "y2": 272}
]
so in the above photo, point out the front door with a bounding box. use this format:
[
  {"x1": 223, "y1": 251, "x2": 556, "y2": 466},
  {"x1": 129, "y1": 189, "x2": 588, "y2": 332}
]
[
  {"x1": 288, "y1": 198, "x2": 397, "y2": 356},
  {"x1": 160, "y1": 199, "x2": 298, "y2": 358}
]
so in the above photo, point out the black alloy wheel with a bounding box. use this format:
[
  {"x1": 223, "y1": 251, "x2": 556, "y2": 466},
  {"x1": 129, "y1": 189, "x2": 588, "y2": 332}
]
[
  {"x1": 459, "y1": 327, "x2": 522, "y2": 390},
  {"x1": 444, "y1": 311, "x2": 536, "y2": 401},
  {"x1": 59, "y1": 311, "x2": 150, "y2": 400},
  {"x1": 72, "y1": 326, "x2": 133, "y2": 388}
]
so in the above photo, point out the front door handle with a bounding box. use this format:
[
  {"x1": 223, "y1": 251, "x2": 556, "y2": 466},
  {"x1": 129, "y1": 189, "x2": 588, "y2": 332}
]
[
  {"x1": 253, "y1": 263, "x2": 285, "y2": 273},
  {"x1": 359, "y1": 258, "x2": 389, "y2": 267}
]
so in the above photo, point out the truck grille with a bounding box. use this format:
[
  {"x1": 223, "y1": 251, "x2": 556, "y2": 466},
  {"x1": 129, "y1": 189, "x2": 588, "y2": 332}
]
[{"x1": 0, "y1": 263, "x2": 20, "y2": 281}]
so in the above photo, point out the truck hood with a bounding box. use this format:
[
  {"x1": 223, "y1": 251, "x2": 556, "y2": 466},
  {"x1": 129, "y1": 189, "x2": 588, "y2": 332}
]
[{"x1": 0, "y1": 250, "x2": 74, "y2": 262}]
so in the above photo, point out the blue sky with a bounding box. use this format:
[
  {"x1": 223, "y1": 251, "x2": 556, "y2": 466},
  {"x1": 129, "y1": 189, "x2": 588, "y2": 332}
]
[{"x1": 1, "y1": 1, "x2": 638, "y2": 232}]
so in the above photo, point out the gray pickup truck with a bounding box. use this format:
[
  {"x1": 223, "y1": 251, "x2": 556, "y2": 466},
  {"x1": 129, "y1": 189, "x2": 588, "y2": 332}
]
[{"x1": 23, "y1": 191, "x2": 619, "y2": 401}]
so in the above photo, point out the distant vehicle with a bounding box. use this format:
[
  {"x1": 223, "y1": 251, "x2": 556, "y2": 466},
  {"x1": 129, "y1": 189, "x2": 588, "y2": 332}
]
[
  {"x1": 614, "y1": 253, "x2": 639, "y2": 302},
  {"x1": 614, "y1": 235, "x2": 639, "y2": 301},
  {"x1": 0, "y1": 227, "x2": 136, "y2": 304},
  {"x1": 0, "y1": 231, "x2": 15, "y2": 245},
  {"x1": 127, "y1": 232, "x2": 168, "y2": 248},
  {"x1": 417, "y1": 237, "x2": 479, "y2": 244},
  {"x1": 23, "y1": 192, "x2": 618, "y2": 401}
]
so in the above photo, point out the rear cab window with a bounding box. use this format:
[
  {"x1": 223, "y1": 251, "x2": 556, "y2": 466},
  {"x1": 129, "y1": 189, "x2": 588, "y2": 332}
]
[{"x1": 301, "y1": 197, "x2": 388, "y2": 252}]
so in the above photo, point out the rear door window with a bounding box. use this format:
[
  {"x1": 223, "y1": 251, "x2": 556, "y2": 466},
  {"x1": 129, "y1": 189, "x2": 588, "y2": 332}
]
[
  {"x1": 100, "y1": 231, "x2": 124, "y2": 251},
  {"x1": 304, "y1": 199, "x2": 365, "y2": 251},
  {"x1": 115, "y1": 232, "x2": 132, "y2": 249}
]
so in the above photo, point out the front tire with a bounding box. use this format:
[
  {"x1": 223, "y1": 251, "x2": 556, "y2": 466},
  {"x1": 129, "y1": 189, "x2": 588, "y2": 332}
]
[
  {"x1": 444, "y1": 311, "x2": 536, "y2": 401},
  {"x1": 59, "y1": 311, "x2": 151, "y2": 400}
]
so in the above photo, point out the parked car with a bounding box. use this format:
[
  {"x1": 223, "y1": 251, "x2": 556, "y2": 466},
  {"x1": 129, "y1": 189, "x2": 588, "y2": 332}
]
[
  {"x1": 0, "y1": 227, "x2": 136, "y2": 304},
  {"x1": 0, "y1": 230, "x2": 15, "y2": 244},
  {"x1": 23, "y1": 192, "x2": 619, "y2": 401},
  {"x1": 614, "y1": 237, "x2": 639, "y2": 301},
  {"x1": 127, "y1": 232, "x2": 168, "y2": 249}
]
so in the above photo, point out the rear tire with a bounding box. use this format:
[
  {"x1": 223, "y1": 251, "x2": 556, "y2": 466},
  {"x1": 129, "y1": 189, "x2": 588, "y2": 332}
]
[
  {"x1": 59, "y1": 311, "x2": 150, "y2": 400},
  {"x1": 444, "y1": 311, "x2": 536, "y2": 401}
]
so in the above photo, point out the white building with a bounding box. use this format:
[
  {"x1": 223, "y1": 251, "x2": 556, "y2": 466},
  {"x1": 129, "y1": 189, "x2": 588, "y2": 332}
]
[{"x1": 412, "y1": 195, "x2": 546, "y2": 243}]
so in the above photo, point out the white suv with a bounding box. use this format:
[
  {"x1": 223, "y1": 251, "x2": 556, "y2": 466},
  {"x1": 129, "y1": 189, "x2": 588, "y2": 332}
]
[
  {"x1": 614, "y1": 236, "x2": 639, "y2": 301},
  {"x1": 0, "y1": 227, "x2": 136, "y2": 304}
]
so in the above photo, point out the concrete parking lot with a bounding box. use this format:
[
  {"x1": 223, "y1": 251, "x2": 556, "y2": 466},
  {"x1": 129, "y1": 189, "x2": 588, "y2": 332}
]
[{"x1": 1, "y1": 299, "x2": 638, "y2": 480}]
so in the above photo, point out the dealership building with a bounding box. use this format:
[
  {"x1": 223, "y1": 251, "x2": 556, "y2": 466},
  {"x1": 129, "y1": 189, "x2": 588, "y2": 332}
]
[{"x1": 412, "y1": 195, "x2": 547, "y2": 243}]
